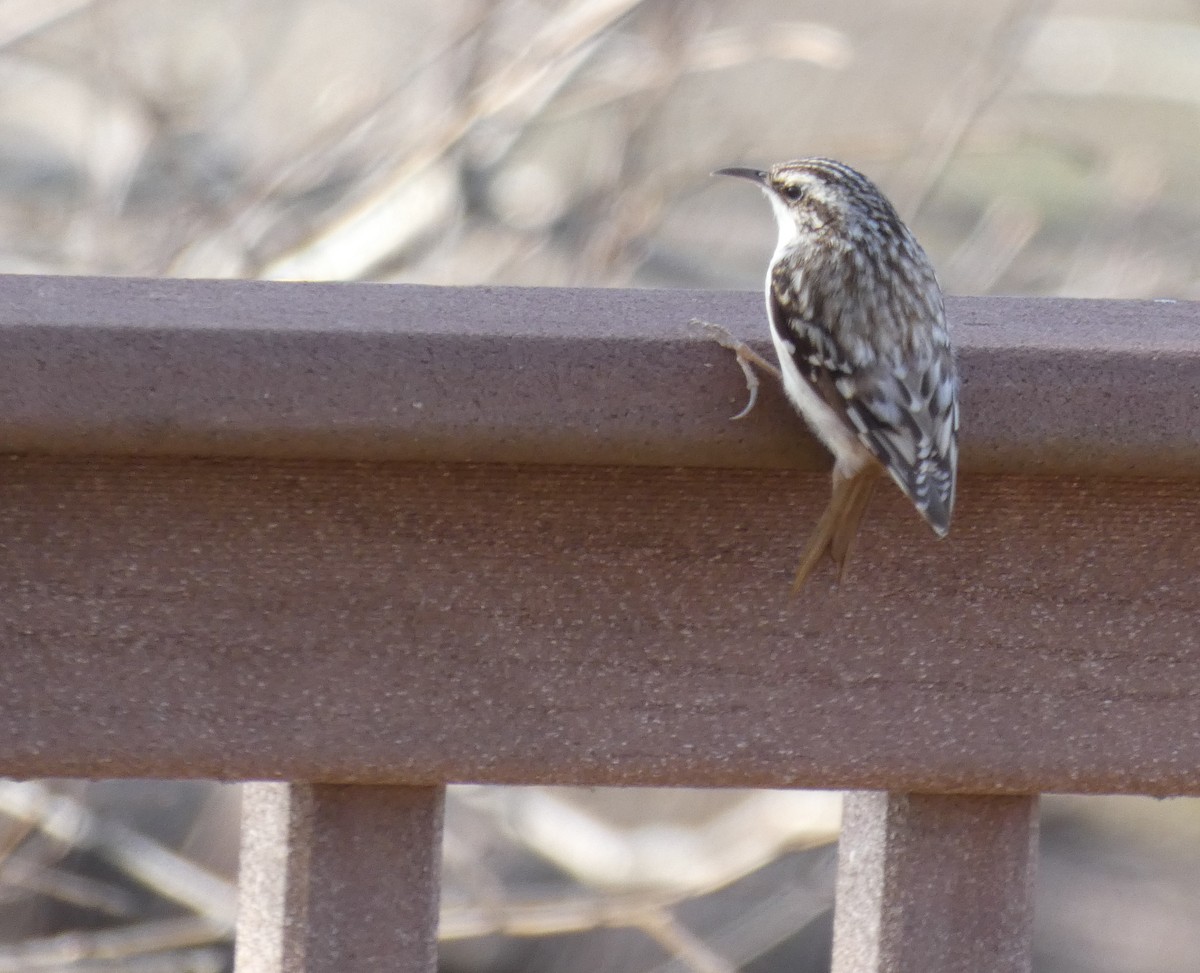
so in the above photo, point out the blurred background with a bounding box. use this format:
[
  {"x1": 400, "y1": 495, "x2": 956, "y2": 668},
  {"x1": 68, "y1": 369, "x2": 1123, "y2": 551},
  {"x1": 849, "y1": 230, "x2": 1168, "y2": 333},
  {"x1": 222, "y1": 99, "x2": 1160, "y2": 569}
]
[{"x1": 2, "y1": 0, "x2": 1200, "y2": 970}]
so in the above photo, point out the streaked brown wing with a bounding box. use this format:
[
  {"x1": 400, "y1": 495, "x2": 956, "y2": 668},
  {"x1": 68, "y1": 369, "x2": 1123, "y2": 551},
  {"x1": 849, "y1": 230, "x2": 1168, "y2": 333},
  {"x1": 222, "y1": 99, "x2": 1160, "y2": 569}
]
[{"x1": 768, "y1": 288, "x2": 957, "y2": 534}]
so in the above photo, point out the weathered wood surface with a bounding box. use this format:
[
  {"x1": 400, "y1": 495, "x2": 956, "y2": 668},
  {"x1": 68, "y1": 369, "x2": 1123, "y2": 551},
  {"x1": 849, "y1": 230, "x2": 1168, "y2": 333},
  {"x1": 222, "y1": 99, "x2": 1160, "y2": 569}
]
[
  {"x1": 1, "y1": 277, "x2": 1199, "y2": 792},
  {"x1": 3, "y1": 456, "x2": 1199, "y2": 792},
  {"x1": 2, "y1": 276, "x2": 1199, "y2": 475},
  {"x1": 832, "y1": 793, "x2": 1038, "y2": 973},
  {"x1": 235, "y1": 783, "x2": 444, "y2": 973}
]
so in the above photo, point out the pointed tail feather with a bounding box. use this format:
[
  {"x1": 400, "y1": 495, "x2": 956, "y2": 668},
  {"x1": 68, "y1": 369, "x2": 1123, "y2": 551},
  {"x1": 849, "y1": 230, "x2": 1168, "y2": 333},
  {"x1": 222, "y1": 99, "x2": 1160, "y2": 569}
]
[
  {"x1": 831, "y1": 470, "x2": 879, "y2": 580},
  {"x1": 791, "y1": 465, "x2": 881, "y2": 594}
]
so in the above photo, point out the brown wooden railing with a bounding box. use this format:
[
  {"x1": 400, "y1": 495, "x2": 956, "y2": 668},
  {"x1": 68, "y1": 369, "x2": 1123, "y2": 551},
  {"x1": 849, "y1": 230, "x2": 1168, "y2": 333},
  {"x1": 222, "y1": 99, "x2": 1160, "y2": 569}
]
[{"x1": 3, "y1": 275, "x2": 1199, "y2": 972}]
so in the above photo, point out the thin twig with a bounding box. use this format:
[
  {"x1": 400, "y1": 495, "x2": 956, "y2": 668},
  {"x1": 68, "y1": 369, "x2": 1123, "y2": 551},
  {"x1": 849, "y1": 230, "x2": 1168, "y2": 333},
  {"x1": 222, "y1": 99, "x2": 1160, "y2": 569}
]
[
  {"x1": 0, "y1": 782, "x2": 236, "y2": 927},
  {"x1": 635, "y1": 910, "x2": 737, "y2": 973},
  {"x1": 258, "y1": 0, "x2": 655, "y2": 280},
  {"x1": 0, "y1": 917, "x2": 228, "y2": 971}
]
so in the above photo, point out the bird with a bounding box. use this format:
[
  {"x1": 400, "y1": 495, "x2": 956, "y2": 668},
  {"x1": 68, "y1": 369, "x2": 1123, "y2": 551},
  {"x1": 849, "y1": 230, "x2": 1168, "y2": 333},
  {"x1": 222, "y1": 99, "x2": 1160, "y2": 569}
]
[{"x1": 714, "y1": 158, "x2": 958, "y2": 591}]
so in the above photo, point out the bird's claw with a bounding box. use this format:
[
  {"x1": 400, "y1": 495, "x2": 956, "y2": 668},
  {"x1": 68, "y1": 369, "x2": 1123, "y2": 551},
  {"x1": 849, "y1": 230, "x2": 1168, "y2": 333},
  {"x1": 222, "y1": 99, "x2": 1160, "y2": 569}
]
[{"x1": 691, "y1": 318, "x2": 777, "y2": 420}]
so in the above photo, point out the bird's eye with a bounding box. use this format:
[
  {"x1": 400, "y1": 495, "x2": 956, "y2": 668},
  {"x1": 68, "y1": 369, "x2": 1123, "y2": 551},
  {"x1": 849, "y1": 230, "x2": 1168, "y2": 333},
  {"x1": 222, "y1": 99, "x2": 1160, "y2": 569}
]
[{"x1": 781, "y1": 184, "x2": 805, "y2": 202}]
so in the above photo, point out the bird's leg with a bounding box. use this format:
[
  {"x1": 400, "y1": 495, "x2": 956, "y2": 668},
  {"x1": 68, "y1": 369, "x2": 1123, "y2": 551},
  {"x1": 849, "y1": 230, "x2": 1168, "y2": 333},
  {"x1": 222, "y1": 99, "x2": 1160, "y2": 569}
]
[
  {"x1": 791, "y1": 463, "x2": 882, "y2": 593},
  {"x1": 691, "y1": 318, "x2": 781, "y2": 420}
]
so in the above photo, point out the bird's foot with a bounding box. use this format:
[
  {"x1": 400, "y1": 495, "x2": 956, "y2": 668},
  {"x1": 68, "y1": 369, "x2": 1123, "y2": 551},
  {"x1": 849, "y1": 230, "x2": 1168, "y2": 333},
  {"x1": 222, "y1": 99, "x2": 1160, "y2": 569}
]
[{"x1": 691, "y1": 318, "x2": 781, "y2": 420}]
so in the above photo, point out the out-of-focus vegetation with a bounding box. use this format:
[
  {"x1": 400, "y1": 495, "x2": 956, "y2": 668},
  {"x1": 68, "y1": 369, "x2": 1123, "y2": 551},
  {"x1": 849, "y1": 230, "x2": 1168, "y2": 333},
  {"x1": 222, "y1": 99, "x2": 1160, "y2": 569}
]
[
  {"x1": 3, "y1": 0, "x2": 1199, "y2": 297},
  {"x1": 3, "y1": 1, "x2": 1200, "y2": 972}
]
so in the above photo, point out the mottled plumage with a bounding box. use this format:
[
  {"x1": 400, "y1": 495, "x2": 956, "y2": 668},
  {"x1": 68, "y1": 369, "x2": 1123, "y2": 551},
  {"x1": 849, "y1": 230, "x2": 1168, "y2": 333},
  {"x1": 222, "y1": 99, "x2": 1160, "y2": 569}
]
[{"x1": 716, "y1": 158, "x2": 958, "y2": 589}]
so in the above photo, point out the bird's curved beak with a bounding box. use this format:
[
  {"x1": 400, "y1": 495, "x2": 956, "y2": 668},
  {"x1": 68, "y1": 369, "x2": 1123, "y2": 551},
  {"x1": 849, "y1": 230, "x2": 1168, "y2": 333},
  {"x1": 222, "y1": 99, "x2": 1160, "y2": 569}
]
[{"x1": 713, "y1": 167, "x2": 768, "y2": 185}]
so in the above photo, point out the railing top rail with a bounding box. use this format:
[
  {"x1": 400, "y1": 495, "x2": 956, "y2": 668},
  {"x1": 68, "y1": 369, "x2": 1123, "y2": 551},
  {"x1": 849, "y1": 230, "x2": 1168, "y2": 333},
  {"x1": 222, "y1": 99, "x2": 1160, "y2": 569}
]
[{"x1": 2, "y1": 275, "x2": 1199, "y2": 476}]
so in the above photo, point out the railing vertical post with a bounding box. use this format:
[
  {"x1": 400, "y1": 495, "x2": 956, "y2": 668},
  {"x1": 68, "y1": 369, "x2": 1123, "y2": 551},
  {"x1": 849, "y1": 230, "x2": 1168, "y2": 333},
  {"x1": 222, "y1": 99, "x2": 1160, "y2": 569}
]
[
  {"x1": 832, "y1": 791, "x2": 1038, "y2": 973},
  {"x1": 235, "y1": 782, "x2": 445, "y2": 973}
]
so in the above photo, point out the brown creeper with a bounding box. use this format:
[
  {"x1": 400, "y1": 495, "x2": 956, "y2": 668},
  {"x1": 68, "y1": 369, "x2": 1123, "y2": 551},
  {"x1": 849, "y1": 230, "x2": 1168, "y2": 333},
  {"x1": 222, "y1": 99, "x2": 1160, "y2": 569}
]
[{"x1": 715, "y1": 159, "x2": 958, "y2": 591}]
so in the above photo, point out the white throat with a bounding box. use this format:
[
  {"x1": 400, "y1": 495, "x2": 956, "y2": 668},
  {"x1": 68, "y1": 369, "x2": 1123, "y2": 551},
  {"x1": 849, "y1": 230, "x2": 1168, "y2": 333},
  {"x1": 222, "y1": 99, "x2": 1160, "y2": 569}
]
[{"x1": 765, "y1": 191, "x2": 801, "y2": 263}]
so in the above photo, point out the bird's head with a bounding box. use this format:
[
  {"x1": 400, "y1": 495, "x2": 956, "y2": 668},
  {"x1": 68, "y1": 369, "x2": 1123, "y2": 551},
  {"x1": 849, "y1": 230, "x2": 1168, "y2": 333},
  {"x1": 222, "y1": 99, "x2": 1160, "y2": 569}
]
[{"x1": 715, "y1": 159, "x2": 901, "y2": 254}]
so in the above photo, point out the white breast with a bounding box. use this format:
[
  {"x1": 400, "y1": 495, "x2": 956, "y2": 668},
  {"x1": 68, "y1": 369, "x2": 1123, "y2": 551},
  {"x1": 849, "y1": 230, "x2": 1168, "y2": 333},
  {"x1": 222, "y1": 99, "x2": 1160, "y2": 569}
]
[{"x1": 760, "y1": 187, "x2": 873, "y2": 476}]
